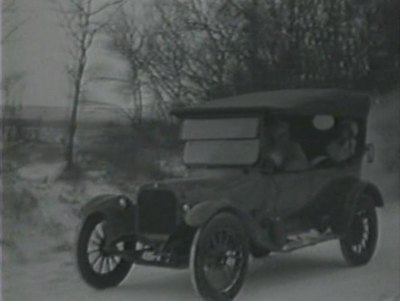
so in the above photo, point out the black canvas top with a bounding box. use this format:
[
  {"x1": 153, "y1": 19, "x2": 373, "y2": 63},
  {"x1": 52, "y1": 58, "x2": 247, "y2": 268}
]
[{"x1": 171, "y1": 89, "x2": 371, "y2": 118}]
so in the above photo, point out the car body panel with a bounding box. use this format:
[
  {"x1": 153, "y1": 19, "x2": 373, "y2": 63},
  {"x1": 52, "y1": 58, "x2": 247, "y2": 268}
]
[
  {"x1": 141, "y1": 170, "x2": 275, "y2": 217},
  {"x1": 267, "y1": 171, "x2": 311, "y2": 217},
  {"x1": 183, "y1": 139, "x2": 260, "y2": 166},
  {"x1": 79, "y1": 89, "x2": 383, "y2": 266}
]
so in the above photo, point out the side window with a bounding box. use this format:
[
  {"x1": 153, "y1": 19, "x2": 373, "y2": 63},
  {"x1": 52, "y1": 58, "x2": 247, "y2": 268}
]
[
  {"x1": 261, "y1": 115, "x2": 309, "y2": 172},
  {"x1": 310, "y1": 116, "x2": 361, "y2": 168},
  {"x1": 260, "y1": 114, "x2": 362, "y2": 170}
]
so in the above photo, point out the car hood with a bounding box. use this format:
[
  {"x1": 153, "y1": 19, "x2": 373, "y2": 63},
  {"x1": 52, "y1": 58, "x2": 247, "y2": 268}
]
[{"x1": 138, "y1": 169, "x2": 248, "y2": 206}]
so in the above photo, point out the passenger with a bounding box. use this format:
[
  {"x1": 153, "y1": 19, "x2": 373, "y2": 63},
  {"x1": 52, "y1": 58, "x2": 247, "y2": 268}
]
[
  {"x1": 326, "y1": 120, "x2": 358, "y2": 163},
  {"x1": 263, "y1": 119, "x2": 308, "y2": 171}
]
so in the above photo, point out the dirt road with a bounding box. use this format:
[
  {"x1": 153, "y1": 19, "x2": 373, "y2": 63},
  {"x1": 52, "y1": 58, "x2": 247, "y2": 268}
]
[{"x1": 3, "y1": 203, "x2": 399, "y2": 301}]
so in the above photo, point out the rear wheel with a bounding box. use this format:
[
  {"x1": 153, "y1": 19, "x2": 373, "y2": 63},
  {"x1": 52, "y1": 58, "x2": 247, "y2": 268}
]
[
  {"x1": 190, "y1": 213, "x2": 249, "y2": 301},
  {"x1": 76, "y1": 214, "x2": 134, "y2": 289},
  {"x1": 339, "y1": 197, "x2": 378, "y2": 266}
]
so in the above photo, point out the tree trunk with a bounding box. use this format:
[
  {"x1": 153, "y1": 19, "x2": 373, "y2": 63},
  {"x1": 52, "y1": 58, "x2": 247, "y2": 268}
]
[{"x1": 65, "y1": 75, "x2": 82, "y2": 169}]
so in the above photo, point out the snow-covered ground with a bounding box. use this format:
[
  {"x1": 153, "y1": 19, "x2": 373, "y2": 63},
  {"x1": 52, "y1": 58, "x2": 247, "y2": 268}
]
[
  {"x1": 1, "y1": 92, "x2": 398, "y2": 300},
  {"x1": 2, "y1": 202, "x2": 399, "y2": 301}
]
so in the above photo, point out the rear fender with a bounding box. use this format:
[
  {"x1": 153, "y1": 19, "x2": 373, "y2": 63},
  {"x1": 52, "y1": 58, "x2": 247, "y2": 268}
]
[
  {"x1": 342, "y1": 181, "x2": 384, "y2": 232},
  {"x1": 328, "y1": 179, "x2": 384, "y2": 235},
  {"x1": 361, "y1": 182, "x2": 384, "y2": 207},
  {"x1": 80, "y1": 194, "x2": 136, "y2": 246}
]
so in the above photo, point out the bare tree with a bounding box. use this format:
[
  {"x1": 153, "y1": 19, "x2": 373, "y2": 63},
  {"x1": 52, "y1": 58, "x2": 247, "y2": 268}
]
[
  {"x1": 55, "y1": 0, "x2": 124, "y2": 169},
  {"x1": 177, "y1": 0, "x2": 244, "y2": 98},
  {"x1": 138, "y1": 0, "x2": 240, "y2": 119},
  {"x1": 144, "y1": 1, "x2": 193, "y2": 121},
  {"x1": 1, "y1": 72, "x2": 25, "y2": 140},
  {"x1": 102, "y1": 5, "x2": 147, "y2": 126},
  {"x1": 2, "y1": 0, "x2": 24, "y2": 106},
  {"x1": 2, "y1": 0, "x2": 26, "y2": 141},
  {"x1": 95, "y1": 1, "x2": 190, "y2": 125},
  {"x1": 103, "y1": 0, "x2": 399, "y2": 122},
  {"x1": 2, "y1": 0, "x2": 24, "y2": 101},
  {"x1": 100, "y1": 0, "x2": 243, "y2": 122},
  {"x1": 104, "y1": 1, "x2": 195, "y2": 122},
  {"x1": 2, "y1": 0, "x2": 24, "y2": 44}
]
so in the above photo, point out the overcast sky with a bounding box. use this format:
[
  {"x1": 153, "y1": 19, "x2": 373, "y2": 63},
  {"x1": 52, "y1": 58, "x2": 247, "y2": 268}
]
[
  {"x1": 4, "y1": 0, "x2": 66, "y2": 107},
  {"x1": 3, "y1": 0, "x2": 127, "y2": 110}
]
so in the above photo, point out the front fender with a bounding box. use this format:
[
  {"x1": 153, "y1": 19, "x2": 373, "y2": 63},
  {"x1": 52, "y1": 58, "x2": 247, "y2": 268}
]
[
  {"x1": 184, "y1": 199, "x2": 279, "y2": 252},
  {"x1": 184, "y1": 199, "x2": 242, "y2": 227},
  {"x1": 80, "y1": 194, "x2": 121, "y2": 219},
  {"x1": 80, "y1": 194, "x2": 136, "y2": 246}
]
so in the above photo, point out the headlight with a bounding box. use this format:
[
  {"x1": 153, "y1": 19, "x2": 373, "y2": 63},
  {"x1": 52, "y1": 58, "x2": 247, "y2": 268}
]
[
  {"x1": 182, "y1": 204, "x2": 191, "y2": 212},
  {"x1": 119, "y1": 197, "x2": 128, "y2": 208}
]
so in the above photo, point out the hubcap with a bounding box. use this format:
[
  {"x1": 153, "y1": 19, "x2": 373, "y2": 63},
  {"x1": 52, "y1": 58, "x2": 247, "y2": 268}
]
[
  {"x1": 202, "y1": 228, "x2": 244, "y2": 292},
  {"x1": 87, "y1": 222, "x2": 123, "y2": 274},
  {"x1": 348, "y1": 209, "x2": 371, "y2": 254}
]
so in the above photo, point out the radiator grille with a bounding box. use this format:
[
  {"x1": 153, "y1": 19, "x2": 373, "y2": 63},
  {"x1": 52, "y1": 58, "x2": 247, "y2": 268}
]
[{"x1": 137, "y1": 189, "x2": 178, "y2": 235}]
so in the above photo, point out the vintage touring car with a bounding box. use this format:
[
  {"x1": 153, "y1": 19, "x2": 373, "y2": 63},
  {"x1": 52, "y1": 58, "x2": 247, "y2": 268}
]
[{"x1": 76, "y1": 89, "x2": 383, "y2": 300}]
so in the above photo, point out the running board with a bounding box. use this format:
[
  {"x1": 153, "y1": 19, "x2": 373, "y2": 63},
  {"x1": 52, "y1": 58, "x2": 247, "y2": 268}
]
[
  {"x1": 281, "y1": 233, "x2": 337, "y2": 252},
  {"x1": 119, "y1": 249, "x2": 189, "y2": 269}
]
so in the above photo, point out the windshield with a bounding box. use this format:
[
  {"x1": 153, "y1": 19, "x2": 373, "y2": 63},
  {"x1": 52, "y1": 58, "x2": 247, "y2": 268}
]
[
  {"x1": 181, "y1": 118, "x2": 259, "y2": 140},
  {"x1": 182, "y1": 117, "x2": 260, "y2": 166}
]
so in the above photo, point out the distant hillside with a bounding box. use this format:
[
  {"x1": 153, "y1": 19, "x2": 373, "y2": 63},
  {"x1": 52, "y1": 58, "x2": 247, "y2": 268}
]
[{"x1": 1, "y1": 104, "x2": 128, "y2": 128}]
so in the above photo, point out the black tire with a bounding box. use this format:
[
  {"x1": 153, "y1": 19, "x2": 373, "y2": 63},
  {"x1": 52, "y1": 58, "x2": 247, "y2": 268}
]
[
  {"x1": 190, "y1": 213, "x2": 249, "y2": 301},
  {"x1": 339, "y1": 197, "x2": 378, "y2": 266},
  {"x1": 76, "y1": 213, "x2": 134, "y2": 289},
  {"x1": 251, "y1": 244, "x2": 271, "y2": 258}
]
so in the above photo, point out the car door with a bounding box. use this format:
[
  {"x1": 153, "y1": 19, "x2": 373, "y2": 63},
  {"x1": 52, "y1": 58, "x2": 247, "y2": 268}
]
[
  {"x1": 310, "y1": 168, "x2": 338, "y2": 199},
  {"x1": 308, "y1": 165, "x2": 361, "y2": 210},
  {"x1": 268, "y1": 171, "x2": 311, "y2": 217}
]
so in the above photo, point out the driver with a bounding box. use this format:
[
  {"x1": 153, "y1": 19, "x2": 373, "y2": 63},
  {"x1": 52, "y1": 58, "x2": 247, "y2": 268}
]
[
  {"x1": 262, "y1": 118, "x2": 308, "y2": 172},
  {"x1": 326, "y1": 119, "x2": 358, "y2": 163}
]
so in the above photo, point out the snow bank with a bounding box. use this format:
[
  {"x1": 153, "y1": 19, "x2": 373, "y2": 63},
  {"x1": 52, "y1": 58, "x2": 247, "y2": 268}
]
[
  {"x1": 18, "y1": 162, "x2": 65, "y2": 182},
  {"x1": 3, "y1": 165, "x2": 127, "y2": 264}
]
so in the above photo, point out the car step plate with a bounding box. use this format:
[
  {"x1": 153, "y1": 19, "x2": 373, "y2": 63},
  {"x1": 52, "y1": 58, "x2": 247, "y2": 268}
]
[{"x1": 282, "y1": 230, "x2": 337, "y2": 252}]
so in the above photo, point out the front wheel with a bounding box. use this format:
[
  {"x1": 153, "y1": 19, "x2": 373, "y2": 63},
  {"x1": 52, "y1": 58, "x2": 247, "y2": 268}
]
[
  {"x1": 339, "y1": 197, "x2": 379, "y2": 266},
  {"x1": 190, "y1": 213, "x2": 249, "y2": 301},
  {"x1": 76, "y1": 213, "x2": 134, "y2": 289}
]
